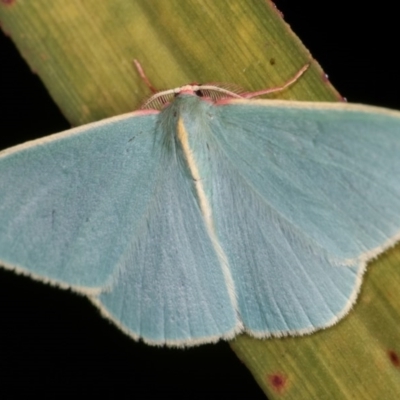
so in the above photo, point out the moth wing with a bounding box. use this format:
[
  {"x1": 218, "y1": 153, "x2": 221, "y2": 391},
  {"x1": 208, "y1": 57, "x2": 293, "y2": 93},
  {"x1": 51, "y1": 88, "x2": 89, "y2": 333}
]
[
  {"x1": 92, "y1": 136, "x2": 238, "y2": 346},
  {"x1": 213, "y1": 101, "x2": 400, "y2": 262},
  {"x1": 0, "y1": 113, "x2": 163, "y2": 291},
  {"x1": 198, "y1": 100, "x2": 400, "y2": 335}
]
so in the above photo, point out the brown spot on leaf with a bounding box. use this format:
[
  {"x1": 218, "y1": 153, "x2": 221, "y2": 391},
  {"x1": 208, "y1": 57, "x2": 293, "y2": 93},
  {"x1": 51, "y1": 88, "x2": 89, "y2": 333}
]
[
  {"x1": 268, "y1": 373, "x2": 287, "y2": 393},
  {"x1": 1, "y1": 0, "x2": 16, "y2": 5},
  {"x1": 388, "y1": 350, "x2": 400, "y2": 367},
  {"x1": 270, "y1": 58, "x2": 276, "y2": 66}
]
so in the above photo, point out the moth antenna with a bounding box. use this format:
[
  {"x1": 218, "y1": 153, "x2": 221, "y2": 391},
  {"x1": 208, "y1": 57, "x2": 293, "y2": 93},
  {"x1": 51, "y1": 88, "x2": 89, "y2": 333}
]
[
  {"x1": 133, "y1": 59, "x2": 158, "y2": 94},
  {"x1": 243, "y1": 63, "x2": 310, "y2": 99}
]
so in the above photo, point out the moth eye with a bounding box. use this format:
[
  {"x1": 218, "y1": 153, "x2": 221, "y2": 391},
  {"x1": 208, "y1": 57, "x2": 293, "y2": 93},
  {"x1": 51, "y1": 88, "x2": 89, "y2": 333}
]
[{"x1": 195, "y1": 90, "x2": 204, "y2": 97}]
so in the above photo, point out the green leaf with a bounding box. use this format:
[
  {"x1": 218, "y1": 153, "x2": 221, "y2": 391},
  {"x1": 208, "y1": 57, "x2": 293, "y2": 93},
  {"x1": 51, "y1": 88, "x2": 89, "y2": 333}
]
[
  {"x1": 1, "y1": 1, "x2": 399, "y2": 398},
  {"x1": 0, "y1": 0, "x2": 337, "y2": 126}
]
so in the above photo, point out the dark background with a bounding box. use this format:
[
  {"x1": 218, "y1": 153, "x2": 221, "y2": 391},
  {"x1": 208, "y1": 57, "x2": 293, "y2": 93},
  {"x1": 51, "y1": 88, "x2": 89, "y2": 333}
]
[{"x1": 0, "y1": 1, "x2": 399, "y2": 399}]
